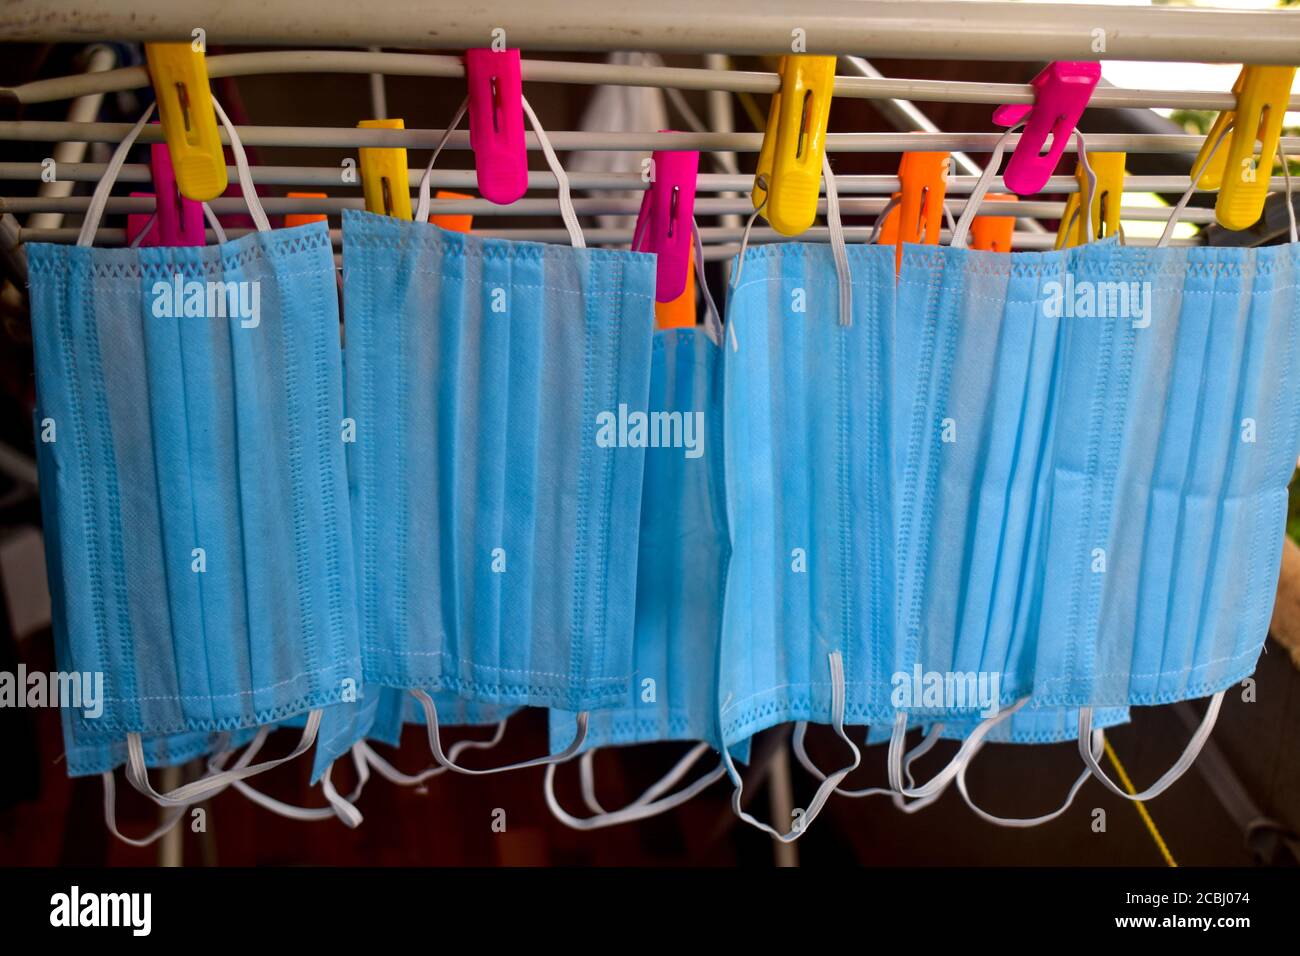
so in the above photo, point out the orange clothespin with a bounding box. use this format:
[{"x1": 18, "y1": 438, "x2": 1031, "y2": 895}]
[
  {"x1": 284, "y1": 192, "x2": 328, "y2": 229},
  {"x1": 654, "y1": 247, "x2": 696, "y2": 330},
  {"x1": 429, "y1": 190, "x2": 474, "y2": 233},
  {"x1": 971, "y1": 193, "x2": 1016, "y2": 252},
  {"x1": 876, "y1": 152, "x2": 950, "y2": 273}
]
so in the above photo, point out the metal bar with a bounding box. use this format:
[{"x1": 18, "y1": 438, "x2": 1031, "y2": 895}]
[
  {"x1": 0, "y1": 194, "x2": 1219, "y2": 224},
  {"x1": 26, "y1": 44, "x2": 117, "y2": 232},
  {"x1": 15, "y1": 225, "x2": 1202, "y2": 249},
  {"x1": 7, "y1": 122, "x2": 1294, "y2": 155},
  {"x1": 2, "y1": 0, "x2": 1297, "y2": 62},
  {"x1": 0, "y1": 162, "x2": 1285, "y2": 195},
  {"x1": 838, "y1": 54, "x2": 1047, "y2": 236},
  {"x1": 7, "y1": 50, "x2": 1298, "y2": 110}
]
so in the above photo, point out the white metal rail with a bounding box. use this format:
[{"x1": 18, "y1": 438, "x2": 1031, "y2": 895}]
[{"x1": 2, "y1": 0, "x2": 1298, "y2": 62}]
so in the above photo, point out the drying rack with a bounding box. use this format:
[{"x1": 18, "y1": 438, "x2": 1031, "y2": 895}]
[{"x1": 2, "y1": 0, "x2": 1299, "y2": 866}]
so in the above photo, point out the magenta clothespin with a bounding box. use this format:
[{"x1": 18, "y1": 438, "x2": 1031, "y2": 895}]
[
  {"x1": 148, "y1": 139, "x2": 205, "y2": 245},
  {"x1": 465, "y1": 48, "x2": 528, "y2": 205},
  {"x1": 127, "y1": 127, "x2": 205, "y2": 247},
  {"x1": 632, "y1": 145, "x2": 699, "y2": 303},
  {"x1": 992, "y1": 61, "x2": 1101, "y2": 196}
]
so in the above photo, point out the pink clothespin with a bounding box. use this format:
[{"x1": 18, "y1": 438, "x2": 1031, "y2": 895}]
[
  {"x1": 631, "y1": 143, "x2": 699, "y2": 303},
  {"x1": 992, "y1": 61, "x2": 1101, "y2": 196},
  {"x1": 465, "y1": 48, "x2": 528, "y2": 205},
  {"x1": 126, "y1": 130, "x2": 205, "y2": 246}
]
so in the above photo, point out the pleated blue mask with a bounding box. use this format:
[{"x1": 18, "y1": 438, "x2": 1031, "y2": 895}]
[
  {"x1": 886, "y1": 130, "x2": 1300, "y2": 809},
  {"x1": 545, "y1": 313, "x2": 743, "y2": 829},
  {"x1": 30, "y1": 103, "x2": 361, "y2": 842},
  {"x1": 343, "y1": 96, "x2": 655, "y2": 774},
  {"x1": 711, "y1": 158, "x2": 894, "y2": 842}
]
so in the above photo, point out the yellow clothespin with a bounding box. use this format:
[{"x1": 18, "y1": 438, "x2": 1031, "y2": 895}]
[
  {"x1": 144, "y1": 43, "x2": 229, "y2": 202},
  {"x1": 752, "y1": 55, "x2": 837, "y2": 236},
  {"x1": 1190, "y1": 65, "x2": 1297, "y2": 231},
  {"x1": 1055, "y1": 152, "x2": 1126, "y2": 248},
  {"x1": 357, "y1": 119, "x2": 412, "y2": 220}
]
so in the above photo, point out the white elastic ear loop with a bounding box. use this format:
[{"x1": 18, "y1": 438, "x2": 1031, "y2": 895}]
[
  {"x1": 791, "y1": 719, "x2": 944, "y2": 813},
  {"x1": 77, "y1": 103, "x2": 157, "y2": 246},
  {"x1": 543, "y1": 742, "x2": 727, "y2": 830},
  {"x1": 1278, "y1": 141, "x2": 1297, "y2": 244},
  {"x1": 210, "y1": 737, "x2": 370, "y2": 828},
  {"x1": 210, "y1": 95, "x2": 271, "y2": 233},
  {"x1": 955, "y1": 729, "x2": 1103, "y2": 828},
  {"x1": 719, "y1": 651, "x2": 861, "y2": 843},
  {"x1": 1074, "y1": 129, "x2": 1097, "y2": 244},
  {"x1": 129, "y1": 211, "x2": 158, "y2": 248},
  {"x1": 949, "y1": 124, "x2": 1020, "y2": 249},
  {"x1": 886, "y1": 696, "x2": 1028, "y2": 799},
  {"x1": 201, "y1": 202, "x2": 228, "y2": 244},
  {"x1": 520, "y1": 95, "x2": 584, "y2": 248},
  {"x1": 410, "y1": 689, "x2": 587, "y2": 775},
  {"x1": 415, "y1": 96, "x2": 470, "y2": 224},
  {"x1": 729, "y1": 191, "x2": 767, "y2": 294},
  {"x1": 124, "y1": 709, "x2": 323, "y2": 808},
  {"x1": 1158, "y1": 118, "x2": 1235, "y2": 249},
  {"x1": 357, "y1": 718, "x2": 510, "y2": 786},
  {"x1": 822, "y1": 151, "x2": 853, "y2": 327},
  {"x1": 101, "y1": 771, "x2": 188, "y2": 847},
  {"x1": 692, "y1": 218, "x2": 727, "y2": 349},
  {"x1": 867, "y1": 194, "x2": 900, "y2": 244},
  {"x1": 1078, "y1": 691, "x2": 1224, "y2": 801},
  {"x1": 576, "y1": 744, "x2": 717, "y2": 815}
]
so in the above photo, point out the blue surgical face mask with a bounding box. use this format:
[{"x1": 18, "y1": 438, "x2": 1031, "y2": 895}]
[
  {"x1": 709, "y1": 158, "x2": 894, "y2": 841},
  {"x1": 884, "y1": 130, "x2": 1300, "y2": 809},
  {"x1": 30, "y1": 103, "x2": 361, "y2": 842},
  {"x1": 545, "y1": 319, "x2": 744, "y2": 829},
  {"x1": 342, "y1": 96, "x2": 656, "y2": 774}
]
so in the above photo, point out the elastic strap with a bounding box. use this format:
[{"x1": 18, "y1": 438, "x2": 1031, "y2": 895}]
[
  {"x1": 949, "y1": 124, "x2": 1020, "y2": 249},
  {"x1": 521, "y1": 95, "x2": 584, "y2": 248},
  {"x1": 719, "y1": 651, "x2": 861, "y2": 843},
  {"x1": 867, "y1": 194, "x2": 901, "y2": 245},
  {"x1": 77, "y1": 104, "x2": 156, "y2": 246},
  {"x1": 544, "y1": 742, "x2": 726, "y2": 830},
  {"x1": 692, "y1": 218, "x2": 726, "y2": 348},
  {"x1": 410, "y1": 690, "x2": 587, "y2": 775},
  {"x1": 886, "y1": 697, "x2": 1028, "y2": 799},
  {"x1": 822, "y1": 151, "x2": 853, "y2": 327},
  {"x1": 955, "y1": 729, "x2": 1103, "y2": 828},
  {"x1": 124, "y1": 709, "x2": 322, "y2": 808},
  {"x1": 1078, "y1": 691, "x2": 1224, "y2": 801},
  {"x1": 356, "y1": 718, "x2": 510, "y2": 786},
  {"x1": 202, "y1": 202, "x2": 228, "y2": 244},
  {"x1": 101, "y1": 770, "x2": 188, "y2": 847},
  {"x1": 1157, "y1": 119, "x2": 1235, "y2": 248},
  {"x1": 1279, "y1": 140, "x2": 1297, "y2": 244},
  {"x1": 791, "y1": 719, "x2": 945, "y2": 813},
  {"x1": 208, "y1": 737, "x2": 369, "y2": 828},
  {"x1": 414, "y1": 96, "x2": 470, "y2": 224},
  {"x1": 77, "y1": 96, "x2": 269, "y2": 247}
]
